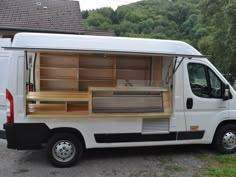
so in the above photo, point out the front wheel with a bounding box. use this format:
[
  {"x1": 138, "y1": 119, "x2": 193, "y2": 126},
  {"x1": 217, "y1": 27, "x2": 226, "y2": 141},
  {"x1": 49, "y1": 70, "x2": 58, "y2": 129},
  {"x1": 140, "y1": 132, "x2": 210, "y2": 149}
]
[
  {"x1": 46, "y1": 133, "x2": 83, "y2": 167},
  {"x1": 214, "y1": 124, "x2": 236, "y2": 153}
]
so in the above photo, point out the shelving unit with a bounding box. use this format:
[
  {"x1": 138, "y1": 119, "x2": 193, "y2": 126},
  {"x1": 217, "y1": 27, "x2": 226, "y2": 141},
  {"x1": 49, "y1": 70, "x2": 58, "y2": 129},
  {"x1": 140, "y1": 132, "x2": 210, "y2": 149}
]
[
  {"x1": 27, "y1": 91, "x2": 89, "y2": 115},
  {"x1": 27, "y1": 52, "x2": 170, "y2": 117},
  {"x1": 39, "y1": 54, "x2": 79, "y2": 91}
]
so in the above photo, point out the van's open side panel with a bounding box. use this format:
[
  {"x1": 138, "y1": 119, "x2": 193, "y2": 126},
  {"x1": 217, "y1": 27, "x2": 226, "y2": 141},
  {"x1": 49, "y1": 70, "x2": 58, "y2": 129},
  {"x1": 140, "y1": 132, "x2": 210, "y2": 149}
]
[{"x1": 25, "y1": 52, "x2": 173, "y2": 119}]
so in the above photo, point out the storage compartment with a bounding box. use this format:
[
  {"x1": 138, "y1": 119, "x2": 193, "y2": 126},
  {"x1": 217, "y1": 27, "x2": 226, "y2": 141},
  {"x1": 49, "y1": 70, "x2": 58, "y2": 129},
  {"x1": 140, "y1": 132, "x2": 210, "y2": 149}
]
[
  {"x1": 26, "y1": 92, "x2": 89, "y2": 116},
  {"x1": 67, "y1": 102, "x2": 88, "y2": 112},
  {"x1": 40, "y1": 54, "x2": 79, "y2": 68},
  {"x1": 27, "y1": 51, "x2": 172, "y2": 118},
  {"x1": 27, "y1": 102, "x2": 66, "y2": 113},
  {"x1": 40, "y1": 80, "x2": 78, "y2": 91}
]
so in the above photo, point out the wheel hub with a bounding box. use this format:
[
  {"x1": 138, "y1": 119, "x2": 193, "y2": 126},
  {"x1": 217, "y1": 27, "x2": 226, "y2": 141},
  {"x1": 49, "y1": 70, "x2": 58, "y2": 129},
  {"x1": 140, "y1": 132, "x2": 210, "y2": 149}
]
[
  {"x1": 223, "y1": 131, "x2": 236, "y2": 150},
  {"x1": 52, "y1": 140, "x2": 76, "y2": 162}
]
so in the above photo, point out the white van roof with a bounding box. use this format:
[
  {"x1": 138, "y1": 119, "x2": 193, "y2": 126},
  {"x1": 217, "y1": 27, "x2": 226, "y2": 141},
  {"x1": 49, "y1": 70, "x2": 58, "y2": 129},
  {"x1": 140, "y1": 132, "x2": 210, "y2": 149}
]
[{"x1": 8, "y1": 33, "x2": 204, "y2": 58}]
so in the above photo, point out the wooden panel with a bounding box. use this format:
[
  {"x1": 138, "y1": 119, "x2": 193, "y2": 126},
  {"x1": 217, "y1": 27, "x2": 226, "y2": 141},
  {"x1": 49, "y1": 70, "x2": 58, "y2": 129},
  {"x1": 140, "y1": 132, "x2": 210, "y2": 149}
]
[
  {"x1": 79, "y1": 68, "x2": 113, "y2": 80},
  {"x1": 152, "y1": 56, "x2": 163, "y2": 82},
  {"x1": 112, "y1": 57, "x2": 116, "y2": 86},
  {"x1": 27, "y1": 112, "x2": 171, "y2": 118},
  {"x1": 27, "y1": 91, "x2": 89, "y2": 101},
  {"x1": 67, "y1": 102, "x2": 88, "y2": 112},
  {"x1": 163, "y1": 91, "x2": 171, "y2": 113},
  {"x1": 116, "y1": 58, "x2": 150, "y2": 70},
  {"x1": 40, "y1": 80, "x2": 78, "y2": 91},
  {"x1": 40, "y1": 55, "x2": 79, "y2": 68},
  {"x1": 116, "y1": 70, "x2": 149, "y2": 80},
  {"x1": 116, "y1": 56, "x2": 151, "y2": 82},
  {"x1": 79, "y1": 55, "x2": 113, "y2": 69},
  {"x1": 41, "y1": 68, "x2": 78, "y2": 79},
  {"x1": 27, "y1": 103, "x2": 66, "y2": 113}
]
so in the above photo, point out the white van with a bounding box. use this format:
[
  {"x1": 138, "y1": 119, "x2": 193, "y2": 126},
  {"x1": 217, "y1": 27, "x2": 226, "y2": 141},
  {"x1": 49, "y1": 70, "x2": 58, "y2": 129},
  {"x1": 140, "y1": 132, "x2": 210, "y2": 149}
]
[
  {"x1": 2, "y1": 33, "x2": 236, "y2": 167},
  {"x1": 0, "y1": 39, "x2": 11, "y2": 138}
]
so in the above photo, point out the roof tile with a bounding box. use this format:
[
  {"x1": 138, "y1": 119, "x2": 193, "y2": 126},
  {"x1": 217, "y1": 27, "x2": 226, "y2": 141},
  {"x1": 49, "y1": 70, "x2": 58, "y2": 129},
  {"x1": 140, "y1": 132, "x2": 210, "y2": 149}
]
[{"x1": 0, "y1": 0, "x2": 84, "y2": 34}]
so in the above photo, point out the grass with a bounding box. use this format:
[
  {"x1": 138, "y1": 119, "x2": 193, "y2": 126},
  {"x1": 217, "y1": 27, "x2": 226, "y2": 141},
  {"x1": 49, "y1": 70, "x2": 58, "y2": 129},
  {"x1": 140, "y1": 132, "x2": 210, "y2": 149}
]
[{"x1": 195, "y1": 153, "x2": 236, "y2": 177}]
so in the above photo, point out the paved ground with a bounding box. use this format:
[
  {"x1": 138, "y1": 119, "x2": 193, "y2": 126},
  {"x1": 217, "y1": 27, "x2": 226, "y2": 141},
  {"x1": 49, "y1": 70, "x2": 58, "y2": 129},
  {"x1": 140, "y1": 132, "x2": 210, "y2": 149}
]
[{"x1": 0, "y1": 139, "x2": 210, "y2": 177}]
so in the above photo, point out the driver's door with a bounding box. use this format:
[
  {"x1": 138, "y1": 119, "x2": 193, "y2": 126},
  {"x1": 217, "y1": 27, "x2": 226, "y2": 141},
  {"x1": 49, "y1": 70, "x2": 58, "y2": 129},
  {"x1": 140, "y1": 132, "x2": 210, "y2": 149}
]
[{"x1": 183, "y1": 60, "x2": 229, "y2": 132}]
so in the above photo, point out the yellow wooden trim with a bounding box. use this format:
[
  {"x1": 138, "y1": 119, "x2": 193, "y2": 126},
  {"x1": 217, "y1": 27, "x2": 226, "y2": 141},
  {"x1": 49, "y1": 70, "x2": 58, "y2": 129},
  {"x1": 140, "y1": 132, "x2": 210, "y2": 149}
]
[
  {"x1": 27, "y1": 112, "x2": 171, "y2": 118},
  {"x1": 27, "y1": 91, "x2": 89, "y2": 102}
]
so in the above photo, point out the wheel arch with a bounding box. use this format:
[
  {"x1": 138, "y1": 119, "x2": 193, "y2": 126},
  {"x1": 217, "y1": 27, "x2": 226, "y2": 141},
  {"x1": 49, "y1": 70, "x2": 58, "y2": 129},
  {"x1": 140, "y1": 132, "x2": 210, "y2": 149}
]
[
  {"x1": 49, "y1": 127, "x2": 86, "y2": 148},
  {"x1": 213, "y1": 119, "x2": 236, "y2": 143}
]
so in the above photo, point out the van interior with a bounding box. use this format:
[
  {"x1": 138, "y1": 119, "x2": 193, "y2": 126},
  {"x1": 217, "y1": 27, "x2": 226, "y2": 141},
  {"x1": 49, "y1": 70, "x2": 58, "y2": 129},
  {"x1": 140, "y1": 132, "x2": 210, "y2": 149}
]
[{"x1": 25, "y1": 52, "x2": 174, "y2": 118}]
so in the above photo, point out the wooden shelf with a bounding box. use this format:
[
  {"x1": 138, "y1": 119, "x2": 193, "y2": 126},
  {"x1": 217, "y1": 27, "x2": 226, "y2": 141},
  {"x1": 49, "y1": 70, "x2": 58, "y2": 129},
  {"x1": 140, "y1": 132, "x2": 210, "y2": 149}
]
[
  {"x1": 26, "y1": 91, "x2": 90, "y2": 115},
  {"x1": 79, "y1": 67, "x2": 113, "y2": 70},
  {"x1": 79, "y1": 78, "x2": 113, "y2": 81},
  {"x1": 116, "y1": 68, "x2": 150, "y2": 71},
  {"x1": 27, "y1": 91, "x2": 89, "y2": 102},
  {"x1": 27, "y1": 112, "x2": 171, "y2": 118},
  {"x1": 40, "y1": 66, "x2": 78, "y2": 69},
  {"x1": 40, "y1": 78, "x2": 78, "y2": 80}
]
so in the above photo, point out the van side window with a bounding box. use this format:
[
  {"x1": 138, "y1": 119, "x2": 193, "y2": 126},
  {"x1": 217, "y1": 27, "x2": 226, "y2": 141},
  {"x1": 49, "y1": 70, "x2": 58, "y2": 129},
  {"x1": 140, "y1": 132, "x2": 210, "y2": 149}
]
[
  {"x1": 188, "y1": 63, "x2": 222, "y2": 99},
  {"x1": 188, "y1": 63, "x2": 209, "y2": 98},
  {"x1": 208, "y1": 69, "x2": 222, "y2": 98}
]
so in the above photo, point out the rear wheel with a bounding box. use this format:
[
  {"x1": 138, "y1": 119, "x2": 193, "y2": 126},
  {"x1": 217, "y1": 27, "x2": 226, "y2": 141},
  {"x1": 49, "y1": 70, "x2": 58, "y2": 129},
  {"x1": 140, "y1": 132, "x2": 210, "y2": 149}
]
[
  {"x1": 214, "y1": 124, "x2": 236, "y2": 153},
  {"x1": 46, "y1": 133, "x2": 83, "y2": 167}
]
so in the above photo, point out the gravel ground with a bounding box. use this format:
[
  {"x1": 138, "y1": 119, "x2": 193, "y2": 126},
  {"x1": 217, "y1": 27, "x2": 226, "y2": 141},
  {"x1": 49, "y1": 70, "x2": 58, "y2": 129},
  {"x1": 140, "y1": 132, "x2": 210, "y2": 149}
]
[{"x1": 0, "y1": 139, "x2": 208, "y2": 177}]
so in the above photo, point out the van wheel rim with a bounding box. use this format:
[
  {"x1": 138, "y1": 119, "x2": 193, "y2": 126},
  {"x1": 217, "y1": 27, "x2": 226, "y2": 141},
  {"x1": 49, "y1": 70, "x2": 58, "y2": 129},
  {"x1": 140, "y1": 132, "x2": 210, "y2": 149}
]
[
  {"x1": 52, "y1": 140, "x2": 76, "y2": 163},
  {"x1": 223, "y1": 131, "x2": 236, "y2": 150}
]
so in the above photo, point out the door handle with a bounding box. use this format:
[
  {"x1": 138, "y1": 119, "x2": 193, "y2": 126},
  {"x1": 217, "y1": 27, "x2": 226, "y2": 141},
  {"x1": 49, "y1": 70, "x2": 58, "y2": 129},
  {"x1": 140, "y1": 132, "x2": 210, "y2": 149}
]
[{"x1": 186, "y1": 98, "x2": 193, "y2": 109}]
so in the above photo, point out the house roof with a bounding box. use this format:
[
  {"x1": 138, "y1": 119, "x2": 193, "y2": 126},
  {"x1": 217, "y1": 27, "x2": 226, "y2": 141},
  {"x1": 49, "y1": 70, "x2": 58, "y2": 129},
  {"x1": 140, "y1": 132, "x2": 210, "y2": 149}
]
[
  {"x1": 0, "y1": 0, "x2": 85, "y2": 34},
  {"x1": 8, "y1": 33, "x2": 205, "y2": 58}
]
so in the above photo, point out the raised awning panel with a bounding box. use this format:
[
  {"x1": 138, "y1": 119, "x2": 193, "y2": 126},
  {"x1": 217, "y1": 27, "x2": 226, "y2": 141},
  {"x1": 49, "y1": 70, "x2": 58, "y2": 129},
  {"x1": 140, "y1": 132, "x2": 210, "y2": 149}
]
[{"x1": 3, "y1": 46, "x2": 208, "y2": 59}]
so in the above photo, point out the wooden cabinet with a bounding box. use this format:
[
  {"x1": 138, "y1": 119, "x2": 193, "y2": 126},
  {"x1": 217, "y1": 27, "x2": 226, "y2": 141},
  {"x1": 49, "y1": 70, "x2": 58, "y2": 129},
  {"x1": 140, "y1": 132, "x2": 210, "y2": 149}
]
[{"x1": 37, "y1": 53, "x2": 154, "y2": 92}]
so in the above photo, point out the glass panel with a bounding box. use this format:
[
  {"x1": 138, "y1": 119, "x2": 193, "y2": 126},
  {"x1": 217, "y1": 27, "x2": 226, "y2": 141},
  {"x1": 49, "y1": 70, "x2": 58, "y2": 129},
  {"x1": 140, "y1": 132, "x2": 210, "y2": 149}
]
[
  {"x1": 208, "y1": 69, "x2": 222, "y2": 98},
  {"x1": 188, "y1": 63, "x2": 210, "y2": 98}
]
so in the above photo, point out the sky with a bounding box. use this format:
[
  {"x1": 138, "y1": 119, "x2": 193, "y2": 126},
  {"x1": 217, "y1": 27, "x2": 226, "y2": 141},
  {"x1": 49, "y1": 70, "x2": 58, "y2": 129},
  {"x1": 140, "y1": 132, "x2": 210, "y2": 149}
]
[{"x1": 78, "y1": 0, "x2": 141, "y2": 10}]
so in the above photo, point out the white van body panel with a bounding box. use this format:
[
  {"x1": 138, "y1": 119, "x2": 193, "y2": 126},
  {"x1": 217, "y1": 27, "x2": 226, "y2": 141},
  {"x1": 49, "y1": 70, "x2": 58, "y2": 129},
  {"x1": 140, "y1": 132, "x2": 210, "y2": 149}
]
[
  {"x1": 0, "y1": 52, "x2": 10, "y2": 131},
  {"x1": 183, "y1": 58, "x2": 235, "y2": 143},
  {"x1": 0, "y1": 39, "x2": 11, "y2": 131},
  {"x1": 12, "y1": 33, "x2": 201, "y2": 56}
]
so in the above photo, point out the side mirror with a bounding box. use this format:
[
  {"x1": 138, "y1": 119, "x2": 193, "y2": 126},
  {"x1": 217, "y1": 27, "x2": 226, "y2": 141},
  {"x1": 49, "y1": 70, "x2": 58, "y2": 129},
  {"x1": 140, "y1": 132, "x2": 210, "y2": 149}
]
[{"x1": 222, "y1": 84, "x2": 230, "y2": 101}]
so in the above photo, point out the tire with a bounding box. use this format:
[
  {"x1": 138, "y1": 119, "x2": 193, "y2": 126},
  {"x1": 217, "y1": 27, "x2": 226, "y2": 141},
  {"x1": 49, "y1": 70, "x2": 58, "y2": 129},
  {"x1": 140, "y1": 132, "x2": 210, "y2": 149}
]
[
  {"x1": 46, "y1": 133, "x2": 83, "y2": 167},
  {"x1": 214, "y1": 124, "x2": 236, "y2": 154}
]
